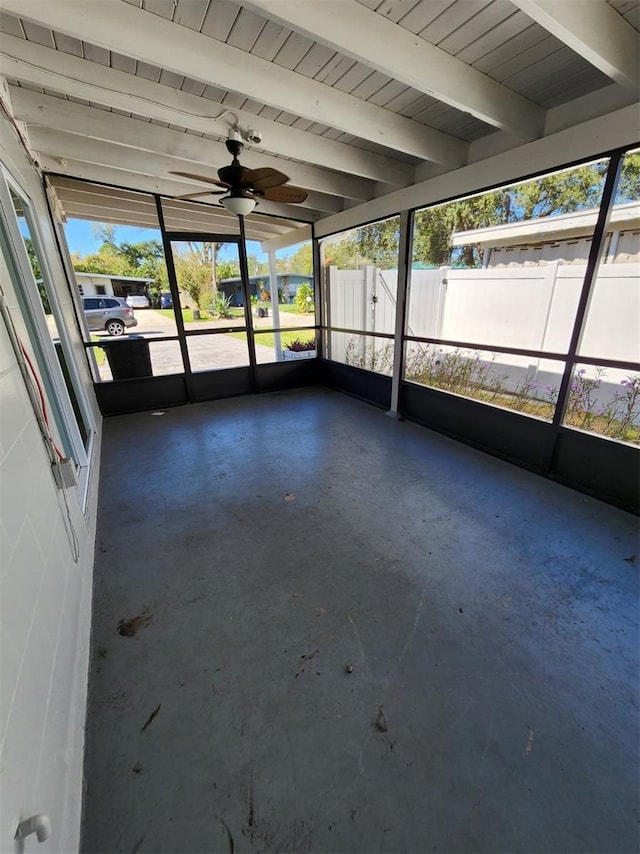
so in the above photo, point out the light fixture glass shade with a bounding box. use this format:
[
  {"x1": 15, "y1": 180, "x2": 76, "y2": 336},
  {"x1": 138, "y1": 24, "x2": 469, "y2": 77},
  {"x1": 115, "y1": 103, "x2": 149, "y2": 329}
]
[{"x1": 221, "y1": 195, "x2": 256, "y2": 216}]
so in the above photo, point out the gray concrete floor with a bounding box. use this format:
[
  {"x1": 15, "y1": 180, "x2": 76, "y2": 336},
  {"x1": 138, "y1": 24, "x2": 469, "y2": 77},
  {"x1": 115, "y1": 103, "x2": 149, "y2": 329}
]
[{"x1": 82, "y1": 388, "x2": 639, "y2": 854}]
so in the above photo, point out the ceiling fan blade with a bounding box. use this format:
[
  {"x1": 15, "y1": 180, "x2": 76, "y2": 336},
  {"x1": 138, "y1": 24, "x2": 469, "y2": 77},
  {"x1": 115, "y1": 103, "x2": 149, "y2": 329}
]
[
  {"x1": 259, "y1": 185, "x2": 309, "y2": 204},
  {"x1": 241, "y1": 167, "x2": 289, "y2": 190},
  {"x1": 176, "y1": 190, "x2": 226, "y2": 200},
  {"x1": 170, "y1": 170, "x2": 230, "y2": 188}
]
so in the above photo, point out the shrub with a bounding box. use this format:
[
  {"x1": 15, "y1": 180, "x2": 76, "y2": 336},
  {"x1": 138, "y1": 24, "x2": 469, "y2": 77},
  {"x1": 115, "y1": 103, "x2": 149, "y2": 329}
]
[
  {"x1": 284, "y1": 338, "x2": 316, "y2": 352},
  {"x1": 295, "y1": 283, "x2": 314, "y2": 313},
  {"x1": 208, "y1": 292, "x2": 234, "y2": 319}
]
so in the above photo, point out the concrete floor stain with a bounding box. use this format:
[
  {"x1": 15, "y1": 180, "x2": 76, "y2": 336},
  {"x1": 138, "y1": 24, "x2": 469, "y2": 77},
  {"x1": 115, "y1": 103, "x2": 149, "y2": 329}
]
[
  {"x1": 117, "y1": 607, "x2": 153, "y2": 638},
  {"x1": 140, "y1": 703, "x2": 161, "y2": 733}
]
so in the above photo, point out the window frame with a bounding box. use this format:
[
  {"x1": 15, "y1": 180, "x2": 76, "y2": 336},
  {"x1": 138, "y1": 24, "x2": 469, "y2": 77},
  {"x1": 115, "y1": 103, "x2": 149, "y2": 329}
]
[{"x1": 0, "y1": 166, "x2": 94, "y2": 497}]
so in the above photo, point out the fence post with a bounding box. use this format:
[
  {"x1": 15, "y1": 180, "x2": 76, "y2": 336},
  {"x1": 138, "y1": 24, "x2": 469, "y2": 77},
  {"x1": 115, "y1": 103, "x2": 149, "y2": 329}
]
[
  {"x1": 437, "y1": 266, "x2": 449, "y2": 340},
  {"x1": 326, "y1": 265, "x2": 337, "y2": 361}
]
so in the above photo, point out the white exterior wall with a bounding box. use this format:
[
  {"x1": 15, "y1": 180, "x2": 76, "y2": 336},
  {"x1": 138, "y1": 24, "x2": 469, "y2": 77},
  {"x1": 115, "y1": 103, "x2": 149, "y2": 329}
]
[
  {"x1": 0, "y1": 110, "x2": 101, "y2": 853},
  {"x1": 75, "y1": 274, "x2": 116, "y2": 297}
]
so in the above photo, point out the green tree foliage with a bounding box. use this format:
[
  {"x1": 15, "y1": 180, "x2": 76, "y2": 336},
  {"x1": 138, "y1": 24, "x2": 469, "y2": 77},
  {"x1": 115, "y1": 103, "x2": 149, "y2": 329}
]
[
  {"x1": 282, "y1": 242, "x2": 313, "y2": 275},
  {"x1": 72, "y1": 225, "x2": 169, "y2": 300},
  {"x1": 172, "y1": 242, "x2": 220, "y2": 311},
  {"x1": 294, "y1": 282, "x2": 314, "y2": 313}
]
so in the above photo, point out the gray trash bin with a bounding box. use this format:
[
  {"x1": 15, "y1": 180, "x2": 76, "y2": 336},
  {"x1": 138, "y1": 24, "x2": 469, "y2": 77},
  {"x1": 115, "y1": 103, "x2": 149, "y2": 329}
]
[{"x1": 100, "y1": 335, "x2": 152, "y2": 380}]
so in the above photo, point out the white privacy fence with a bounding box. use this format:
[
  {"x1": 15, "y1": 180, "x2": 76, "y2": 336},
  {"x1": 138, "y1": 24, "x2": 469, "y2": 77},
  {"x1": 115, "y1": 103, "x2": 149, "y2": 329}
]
[{"x1": 326, "y1": 263, "x2": 639, "y2": 401}]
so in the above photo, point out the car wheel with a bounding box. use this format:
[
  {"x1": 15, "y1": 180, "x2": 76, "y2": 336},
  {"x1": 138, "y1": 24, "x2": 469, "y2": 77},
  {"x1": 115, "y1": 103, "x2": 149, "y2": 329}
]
[{"x1": 106, "y1": 319, "x2": 125, "y2": 336}]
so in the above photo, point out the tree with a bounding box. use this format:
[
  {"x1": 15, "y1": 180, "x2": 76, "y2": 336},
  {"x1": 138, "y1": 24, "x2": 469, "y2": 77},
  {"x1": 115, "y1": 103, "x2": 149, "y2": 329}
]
[
  {"x1": 172, "y1": 241, "x2": 222, "y2": 314},
  {"x1": 286, "y1": 243, "x2": 313, "y2": 275}
]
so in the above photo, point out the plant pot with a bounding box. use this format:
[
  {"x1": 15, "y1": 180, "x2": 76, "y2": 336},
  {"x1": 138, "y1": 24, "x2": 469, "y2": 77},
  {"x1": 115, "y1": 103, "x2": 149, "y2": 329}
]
[{"x1": 282, "y1": 349, "x2": 317, "y2": 360}]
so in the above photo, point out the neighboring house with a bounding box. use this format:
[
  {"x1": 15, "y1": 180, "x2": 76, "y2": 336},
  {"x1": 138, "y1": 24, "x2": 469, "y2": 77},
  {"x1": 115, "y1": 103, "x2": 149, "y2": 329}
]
[
  {"x1": 219, "y1": 273, "x2": 313, "y2": 306},
  {"x1": 451, "y1": 201, "x2": 640, "y2": 267},
  {"x1": 74, "y1": 271, "x2": 155, "y2": 299}
]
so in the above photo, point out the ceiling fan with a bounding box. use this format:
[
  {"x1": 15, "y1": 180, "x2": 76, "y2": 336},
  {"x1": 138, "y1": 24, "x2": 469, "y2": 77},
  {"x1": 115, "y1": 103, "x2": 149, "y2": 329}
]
[{"x1": 171, "y1": 132, "x2": 308, "y2": 216}]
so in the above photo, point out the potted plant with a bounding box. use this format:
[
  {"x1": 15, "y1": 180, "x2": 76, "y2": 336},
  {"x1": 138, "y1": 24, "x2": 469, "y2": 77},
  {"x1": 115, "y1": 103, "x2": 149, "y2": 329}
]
[{"x1": 282, "y1": 338, "x2": 317, "y2": 360}]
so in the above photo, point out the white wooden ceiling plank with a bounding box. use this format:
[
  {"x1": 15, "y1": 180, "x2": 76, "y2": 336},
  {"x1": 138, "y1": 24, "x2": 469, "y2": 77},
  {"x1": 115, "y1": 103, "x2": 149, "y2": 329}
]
[
  {"x1": 159, "y1": 69, "x2": 185, "y2": 88},
  {"x1": 274, "y1": 111, "x2": 298, "y2": 127},
  {"x1": 437, "y1": 0, "x2": 512, "y2": 56},
  {"x1": 398, "y1": 93, "x2": 439, "y2": 119},
  {"x1": 66, "y1": 94, "x2": 92, "y2": 107},
  {"x1": 620, "y1": 6, "x2": 640, "y2": 31},
  {"x1": 52, "y1": 31, "x2": 83, "y2": 57},
  {"x1": 220, "y1": 91, "x2": 245, "y2": 109},
  {"x1": 503, "y1": 47, "x2": 587, "y2": 91},
  {"x1": 82, "y1": 43, "x2": 110, "y2": 66},
  {"x1": 121, "y1": 0, "x2": 142, "y2": 6},
  {"x1": 6, "y1": 0, "x2": 465, "y2": 164},
  {"x1": 533, "y1": 67, "x2": 610, "y2": 107},
  {"x1": 238, "y1": 98, "x2": 263, "y2": 115},
  {"x1": 180, "y1": 77, "x2": 207, "y2": 96},
  {"x1": 416, "y1": 0, "x2": 474, "y2": 42},
  {"x1": 110, "y1": 107, "x2": 134, "y2": 118},
  {"x1": 308, "y1": 123, "x2": 332, "y2": 135},
  {"x1": 142, "y1": 0, "x2": 177, "y2": 20},
  {"x1": 202, "y1": 83, "x2": 227, "y2": 102},
  {"x1": 332, "y1": 61, "x2": 375, "y2": 94},
  {"x1": 486, "y1": 32, "x2": 560, "y2": 82},
  {"x1": 428, "y1": 109, "x2": 488, "y2": 140},
  {"x1": 136, "y1": 61, "x2": 163, "y2": 83},
  {"x1": 321, "y1": 128, "x2": 343, "y2": 141},
  {"x1": 294, "y1": 43, "x2": 337, "y2": 79},
  {"x1": 173, "y1": 0, "x2": 209, "y2": 31},
  {"x1": 372, "y1": 0, "x2": 424, "y2": 25},
  {"x1": 226, "y1": 7, "x2": 267, "y2": 51},
  {"x1": 21, "y1": 20, "x2": 55, "y2": 48},
  {"x1": 200, "y1": 0, "x2": 240, "y2": 40},
  {"x1": 250, "y1": 20, "x2": 291, "y2": 61},
  {"x1": 110, "y1": 51, "x2": 137, "y2": 74},
  {"x1": 273, "y1": 31, "x2": 315, "y2": 70},
  {"x1": 243, "y1": 0, "x2": 543, "y2": 138},
  {"x1": 355, "y1": 0, "x2": 381, "y2": 10},
  {"x1": 368, "y1": 79, "x2": 410, "y2": 108},
  {"x1": 291, "y1": 118, "x2": 314, "y2": 131},
  {"x1": 518, "y1": 64, "x2": 609, "y2": 108},
  {"x1": 458, "y1": 11, "x2": 531, "y2": 65},
  {"x1": 512, "y1": 0, "x2": 640, "y2": 88},
  {"x1": 0, "y1": 12, "x2": 24, "y2": 38},
  {"x1": 257, "y1": 105, "x2": 281, "y2": 120},
  {"x1": 316, "y1": 55, "x2": 356, "y2": 86},
  {"x1": 350, "y1": 70, "x2": 394, "y2": 101},
  {"x1": 19, "y1": 81, "x2": 45, "y2": 95},
  {"x1": 395, "y1": 0, "x2": 456, "y2": 34},
  {"x1": 379, "y1": 85, "x2": 426, "y2": 114}
]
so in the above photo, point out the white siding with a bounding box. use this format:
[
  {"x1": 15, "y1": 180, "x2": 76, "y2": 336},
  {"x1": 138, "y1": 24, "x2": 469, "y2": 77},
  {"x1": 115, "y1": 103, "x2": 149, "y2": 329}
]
[{"x1": 0, "y1": 111, "x2": 101, "y2": 854}]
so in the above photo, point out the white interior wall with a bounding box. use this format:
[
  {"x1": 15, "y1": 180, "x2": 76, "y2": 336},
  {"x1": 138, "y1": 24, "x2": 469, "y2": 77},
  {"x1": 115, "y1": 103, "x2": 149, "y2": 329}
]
[{"x1": 0, "y1": 109, "x2": 101, "y2": 854}]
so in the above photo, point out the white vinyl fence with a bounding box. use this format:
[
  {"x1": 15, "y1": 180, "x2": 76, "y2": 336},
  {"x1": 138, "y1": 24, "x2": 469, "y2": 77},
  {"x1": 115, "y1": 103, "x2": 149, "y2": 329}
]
[{"x1": 326, "y1": 263, "x2": 639, "y2": 402}]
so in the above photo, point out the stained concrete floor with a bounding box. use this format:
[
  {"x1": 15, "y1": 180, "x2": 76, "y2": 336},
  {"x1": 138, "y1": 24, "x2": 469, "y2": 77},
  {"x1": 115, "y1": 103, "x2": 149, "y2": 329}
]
[{"x1": 82, "y1": 388, "x2": 639, "y2": 854}]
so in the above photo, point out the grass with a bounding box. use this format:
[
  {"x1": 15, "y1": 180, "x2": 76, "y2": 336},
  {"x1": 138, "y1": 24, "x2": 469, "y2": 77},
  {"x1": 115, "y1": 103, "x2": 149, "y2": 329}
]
[
  {"x1": 157, "y1": 305, "x2": 312, "y2": 324},
  {"x1": 157, "y1": 308, "x2": 214, "y2": 322},
  {"x1": 90, "y1": 336, "x2": 106, "y2": 367}
]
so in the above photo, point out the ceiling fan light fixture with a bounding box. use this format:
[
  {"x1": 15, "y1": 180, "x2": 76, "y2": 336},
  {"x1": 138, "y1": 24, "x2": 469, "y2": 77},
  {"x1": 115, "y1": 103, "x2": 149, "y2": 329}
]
[{"x1": 221, "y1": 194, "x2": 256, "y2": 216}]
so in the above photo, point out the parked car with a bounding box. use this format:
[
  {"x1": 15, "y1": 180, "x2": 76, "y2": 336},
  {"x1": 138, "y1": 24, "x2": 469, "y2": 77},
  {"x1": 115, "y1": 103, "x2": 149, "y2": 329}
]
[
  {"x1": 126, "y1": 293, "x2": 150, "y2": 309},
  {"x1": 159, "y1": 292, "x2": 173, "y2": 309},
  {"x1": 82, "y1": 296, "x2": 137, "y2": 336}
]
